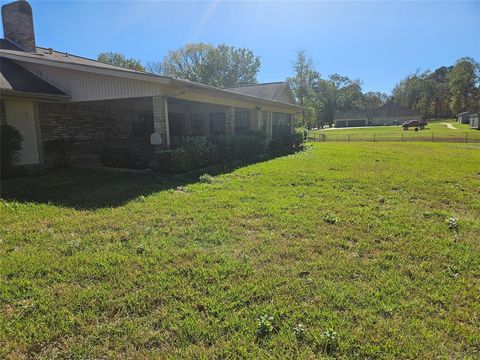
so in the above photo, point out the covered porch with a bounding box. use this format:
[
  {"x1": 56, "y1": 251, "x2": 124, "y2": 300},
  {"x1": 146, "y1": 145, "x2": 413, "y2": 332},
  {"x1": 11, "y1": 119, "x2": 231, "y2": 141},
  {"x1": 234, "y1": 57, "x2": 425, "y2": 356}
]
[{"x1": 34, "y1": 93, "x2": 296, "y2": 167}]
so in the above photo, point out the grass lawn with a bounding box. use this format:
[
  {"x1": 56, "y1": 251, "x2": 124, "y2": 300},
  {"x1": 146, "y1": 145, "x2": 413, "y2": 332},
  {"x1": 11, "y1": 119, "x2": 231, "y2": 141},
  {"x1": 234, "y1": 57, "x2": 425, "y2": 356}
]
[
  {"x1": 1, "y1": 142, "x2": 480, "y2": 358},
  {"x1": 309, "y1": 120, "x2": 480, "y2": 142}
]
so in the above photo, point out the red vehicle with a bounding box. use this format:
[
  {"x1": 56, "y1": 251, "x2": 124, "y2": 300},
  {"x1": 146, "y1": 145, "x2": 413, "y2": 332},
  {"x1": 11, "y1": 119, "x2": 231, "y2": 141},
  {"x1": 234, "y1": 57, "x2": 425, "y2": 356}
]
[{"x1": 402, "y1": 119, "x2": 428, "y2": 130}]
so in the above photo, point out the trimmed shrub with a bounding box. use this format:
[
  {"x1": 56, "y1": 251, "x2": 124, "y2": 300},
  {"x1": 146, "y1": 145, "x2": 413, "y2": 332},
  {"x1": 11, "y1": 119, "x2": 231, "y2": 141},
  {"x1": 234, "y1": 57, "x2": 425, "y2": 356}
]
[
  {"x1": 157, "y1": 132, "x2": 267, "y2": 173},
  {"x1": 208, "y1": 130, "x2": 266, "y2": 162},
  {"x1": 100, "y1": 145, "x2": 146, "y2": 169},
  {"x1": 1, "y1": 124, "x2": 23, "y2": 178},
  {"x1": 293, "y1": 128, "x2": 305, "y2": 150},
  {"x1": 44, "y1": 138, "x2": 74, "y2": 167},
  {"x1": 157, "y1": 136, "x2": 216, "y2": 173}
]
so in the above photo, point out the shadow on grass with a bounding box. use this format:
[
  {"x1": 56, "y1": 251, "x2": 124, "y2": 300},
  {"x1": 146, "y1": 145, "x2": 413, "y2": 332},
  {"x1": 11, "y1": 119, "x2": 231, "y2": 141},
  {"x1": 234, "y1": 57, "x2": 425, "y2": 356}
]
[{"x1": 0, "y1": 156, "x2": 280, "y2": 210}]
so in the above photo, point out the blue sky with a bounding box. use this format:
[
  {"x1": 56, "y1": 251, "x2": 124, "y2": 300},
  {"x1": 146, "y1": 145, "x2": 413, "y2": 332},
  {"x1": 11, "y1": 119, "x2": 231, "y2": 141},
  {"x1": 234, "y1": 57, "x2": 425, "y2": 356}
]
[{"x1": 2, "y1": 1, "x2": 479, "y2": 94}]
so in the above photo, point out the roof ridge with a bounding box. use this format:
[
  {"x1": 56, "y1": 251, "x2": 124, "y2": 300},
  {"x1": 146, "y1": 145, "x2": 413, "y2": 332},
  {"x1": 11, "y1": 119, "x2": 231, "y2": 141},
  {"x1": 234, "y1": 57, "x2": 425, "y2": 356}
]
[{"x1": 35, "y1": 45, "x2": 151, "y2": 75}]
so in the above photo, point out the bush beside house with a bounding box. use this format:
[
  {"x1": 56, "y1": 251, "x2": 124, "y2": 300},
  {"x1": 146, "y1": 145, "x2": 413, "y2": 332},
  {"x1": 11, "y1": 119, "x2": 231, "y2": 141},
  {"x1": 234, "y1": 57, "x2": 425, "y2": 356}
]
[
  {"x1": 97, "y1": 130, "x2": 304, "y2": 173},
  {"x1": 44, "y1": 139, "x2": 74, "y2": 168},
  {"x1": 1, "y1": 124, "x2": 23, "y2": 178}
]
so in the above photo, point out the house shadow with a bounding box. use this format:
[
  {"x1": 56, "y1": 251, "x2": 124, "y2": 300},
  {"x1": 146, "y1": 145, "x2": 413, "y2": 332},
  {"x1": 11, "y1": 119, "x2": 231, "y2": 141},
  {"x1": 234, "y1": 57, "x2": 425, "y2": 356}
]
[{"x1": 0, "y1": 156, "x2": 278, "y2": 210}]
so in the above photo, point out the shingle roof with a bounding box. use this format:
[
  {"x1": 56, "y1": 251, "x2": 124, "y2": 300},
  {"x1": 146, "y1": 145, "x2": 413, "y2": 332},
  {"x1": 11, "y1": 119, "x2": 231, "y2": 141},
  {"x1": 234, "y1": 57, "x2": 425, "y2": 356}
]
[
  {"x1": 335, "y1": 102, "x2": 419, "y2": 119},
  {"x1": 0, "y1": 44, "x2": 151, "y2": 74},
  {"x1": 225, "y1": 82, "x2": 290, "y2": 102},
  {"x1": 0, "y1": 56, "x2": 69, "y2": 98}
]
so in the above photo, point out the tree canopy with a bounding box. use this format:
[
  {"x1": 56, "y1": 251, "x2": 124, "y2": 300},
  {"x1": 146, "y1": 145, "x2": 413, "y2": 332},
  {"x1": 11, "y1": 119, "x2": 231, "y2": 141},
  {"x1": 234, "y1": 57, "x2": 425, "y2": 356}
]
[
  {"x1": 97, "y1": 52, "x2": 145, "y2": 72},
  {"x1": 153, "y1": 43, "x2": 261, "y2": 87}
]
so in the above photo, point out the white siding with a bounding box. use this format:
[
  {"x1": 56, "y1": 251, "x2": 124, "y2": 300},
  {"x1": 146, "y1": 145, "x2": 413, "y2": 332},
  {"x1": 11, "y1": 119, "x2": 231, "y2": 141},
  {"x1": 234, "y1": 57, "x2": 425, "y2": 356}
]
[{"x1": 18, "y1": 61, "x2": 168, "y2": 102}]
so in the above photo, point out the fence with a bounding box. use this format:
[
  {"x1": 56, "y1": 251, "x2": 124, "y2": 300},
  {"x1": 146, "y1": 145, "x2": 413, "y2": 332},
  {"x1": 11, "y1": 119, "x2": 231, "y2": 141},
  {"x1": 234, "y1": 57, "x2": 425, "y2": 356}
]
[{"x1": 307, "y1": 131, "x2": 480, "y2": 143}]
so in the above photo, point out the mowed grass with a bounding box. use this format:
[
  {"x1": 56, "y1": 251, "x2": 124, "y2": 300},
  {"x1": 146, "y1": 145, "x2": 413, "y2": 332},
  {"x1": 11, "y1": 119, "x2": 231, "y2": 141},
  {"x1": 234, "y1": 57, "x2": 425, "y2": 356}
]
[
  {"x1": 309, "y1": 120, "x2": 480, "y2": 142},
  {"x1": 1, "y1": 142, "x2": 480, "y2": 358}
]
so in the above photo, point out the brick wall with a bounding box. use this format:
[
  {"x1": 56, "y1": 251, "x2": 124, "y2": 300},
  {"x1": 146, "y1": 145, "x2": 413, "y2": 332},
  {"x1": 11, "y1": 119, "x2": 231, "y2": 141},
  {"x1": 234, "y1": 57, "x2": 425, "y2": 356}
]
[{"x1": 38, "y1": 98, "x2": 155, "y2": 163}]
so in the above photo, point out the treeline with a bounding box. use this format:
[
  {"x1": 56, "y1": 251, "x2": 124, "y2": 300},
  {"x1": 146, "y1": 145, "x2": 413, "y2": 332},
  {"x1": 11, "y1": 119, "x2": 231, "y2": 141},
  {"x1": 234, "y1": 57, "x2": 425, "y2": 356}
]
[{"x1": 392, "y1": 57, "x2": 479, "y2": 118}]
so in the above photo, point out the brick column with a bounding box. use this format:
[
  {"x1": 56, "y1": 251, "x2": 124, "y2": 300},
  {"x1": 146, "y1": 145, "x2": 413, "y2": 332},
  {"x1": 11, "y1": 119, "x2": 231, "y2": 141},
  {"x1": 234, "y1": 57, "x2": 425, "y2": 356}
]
[
  {"x1": 152, "y1": 95, "x2": 170, "y2": 149},
  {"x1": 225, "y1": 106, "x2": 235, "y2": 135}
]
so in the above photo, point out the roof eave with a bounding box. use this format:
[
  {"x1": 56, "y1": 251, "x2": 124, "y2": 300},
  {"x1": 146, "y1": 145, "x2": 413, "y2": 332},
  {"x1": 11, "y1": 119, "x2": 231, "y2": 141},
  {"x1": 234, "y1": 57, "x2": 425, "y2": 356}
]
[{"x1": 0, "y1": 88, "x2": 71, "y2": 101}]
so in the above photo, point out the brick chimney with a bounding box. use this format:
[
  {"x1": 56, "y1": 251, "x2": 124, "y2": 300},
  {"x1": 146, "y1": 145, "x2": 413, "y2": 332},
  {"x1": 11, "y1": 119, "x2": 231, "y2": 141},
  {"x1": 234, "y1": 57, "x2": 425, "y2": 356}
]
[{"x1": 2, "y1": 0, "x2": 36, "y2": 52}]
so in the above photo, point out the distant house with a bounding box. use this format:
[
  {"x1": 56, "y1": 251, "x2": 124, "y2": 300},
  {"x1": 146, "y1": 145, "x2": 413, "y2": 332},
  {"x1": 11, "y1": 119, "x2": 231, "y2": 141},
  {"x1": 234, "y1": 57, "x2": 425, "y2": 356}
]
[
  {"x1": 0, "y1": 0, "x2": 301, "y2": 167},
  {"x1": 334, "y1": 102, "x2": 420, "y2": 128},
  {"x1": 469, "y1": 113, "x2": 480, "y2": 130},
  {"x1": 457, "y1": 111, "x2": 473, "y2": 124}
]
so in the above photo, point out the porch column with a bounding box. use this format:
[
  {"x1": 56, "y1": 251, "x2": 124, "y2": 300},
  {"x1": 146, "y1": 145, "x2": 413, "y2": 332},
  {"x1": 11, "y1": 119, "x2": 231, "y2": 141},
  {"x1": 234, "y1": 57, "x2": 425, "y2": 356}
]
[
  {"x1": 152, "y1": 95, "x2": 170, "y2": 149},
  {"x1": 256, "y1": 109, "x2": 262, "y2": 130},
  {"x1": 267, "y1": 111, "x2": 273, "y2": 140},
  {"x1": 225, "y1": 106, "x2": 235, "y2": 134}
]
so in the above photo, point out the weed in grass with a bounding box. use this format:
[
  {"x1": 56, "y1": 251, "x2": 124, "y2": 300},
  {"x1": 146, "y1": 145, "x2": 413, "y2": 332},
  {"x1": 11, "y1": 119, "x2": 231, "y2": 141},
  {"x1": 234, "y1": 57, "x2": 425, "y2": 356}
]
[
  {"x1": 256, "y1": 314, "x2": 275, "y2": 339},
  {"x1": 199, "y1": 174, "x2": 215, "y2": 183},
  {"x1": 446, "y1": 265, "x2": 460, "y2": 279},
  {"x1": 293, "y1": 323, "x2": 306, "y2": 341},
  {"x1": 323, "y1": 212, "x2": 339, "y2": 224},
  {"x1": 447, "y1": 217, "x2": 459, "y2": 231},
  {"x1": 318, "y1": 328, "x2": 339, "y2": 355}
]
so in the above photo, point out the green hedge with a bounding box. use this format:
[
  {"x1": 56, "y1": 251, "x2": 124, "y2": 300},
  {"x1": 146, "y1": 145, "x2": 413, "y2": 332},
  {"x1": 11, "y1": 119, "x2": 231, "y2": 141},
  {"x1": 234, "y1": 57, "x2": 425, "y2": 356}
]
[
  {"x1": 157, "y1": 131, "x2": 266, "y2": 173},
  {"x1": 157, "y1": 129, "x2": 303, "y2": 174}
]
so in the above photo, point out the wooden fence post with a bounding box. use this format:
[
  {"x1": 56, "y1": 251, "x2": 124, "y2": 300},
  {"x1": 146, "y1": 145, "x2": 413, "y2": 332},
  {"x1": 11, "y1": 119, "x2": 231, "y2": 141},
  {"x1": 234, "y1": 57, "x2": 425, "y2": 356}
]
[{"x1": 373, "y1": 133, "x2": 376, "y2": 142}]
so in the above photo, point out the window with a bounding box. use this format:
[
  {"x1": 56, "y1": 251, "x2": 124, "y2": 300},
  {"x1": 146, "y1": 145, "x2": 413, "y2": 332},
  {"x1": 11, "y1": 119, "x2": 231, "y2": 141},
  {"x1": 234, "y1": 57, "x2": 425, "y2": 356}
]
[
  {"x1": 190, "y1": 114, "x2": 205, "y2": 136},
  {"x1": 272, "y1": 112, "x2": 292, "y2": 138},
  {"x1": 235, "y1": 111, "x2": 250, "y2": 134},
  {"x1": 132, "y1": 110, "x2": 154, "y2": 137},
  {"x1": 169, "y1": 113, "x2": 186, "y2": 137},
  {"x1": 210, "y1": 112, "x2": 225, "y2": 135}
]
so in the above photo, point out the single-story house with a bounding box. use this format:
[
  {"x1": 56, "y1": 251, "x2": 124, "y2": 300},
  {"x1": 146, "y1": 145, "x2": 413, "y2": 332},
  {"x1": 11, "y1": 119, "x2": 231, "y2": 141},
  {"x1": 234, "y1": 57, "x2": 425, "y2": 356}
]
[
  {"x1": 0, "y1": 0, "x2": 301, "y2": 167},
  {"x1": 457, "y1": 111, "x2": 473, "y2": 124},
  {"x1": 469, "y1": 113, "x2": 479, "y2": 129},
  {"x1": 334, "y1": 102, "x2": 420, "y2": 128}
]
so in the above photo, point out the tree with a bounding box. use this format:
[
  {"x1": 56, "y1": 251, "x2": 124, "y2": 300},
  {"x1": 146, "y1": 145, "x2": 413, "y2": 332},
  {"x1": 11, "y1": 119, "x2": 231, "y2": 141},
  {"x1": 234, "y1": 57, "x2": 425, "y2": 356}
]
[
  {"x1": 145, "y1": 61, "x2": 163, "y2": 75},
  {"x1": 447, "y1": 57, "x2": 479, "y2": 114},
  {"x1": 289, "y1": 50, "x2": 320, "y2": 128},
  {"x1": 161, "y1": 43, "x2": 261, "y2": 87},
  {"x1": 362, "y1": 92, "x2": 388, "y2": 109},
  {"x1": 97, "y1": 52, "x2": 145, "y2": 71}
]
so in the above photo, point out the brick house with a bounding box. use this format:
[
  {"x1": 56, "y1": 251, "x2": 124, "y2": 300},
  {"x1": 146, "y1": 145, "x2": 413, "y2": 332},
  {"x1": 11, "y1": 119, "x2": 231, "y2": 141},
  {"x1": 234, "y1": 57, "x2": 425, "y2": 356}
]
[
  {"x1": 334, "y1": 102, "x2": 420, "y2": 128},
  {"x1": 0, "y1": 0, "x2": 301, "y2": 166}
]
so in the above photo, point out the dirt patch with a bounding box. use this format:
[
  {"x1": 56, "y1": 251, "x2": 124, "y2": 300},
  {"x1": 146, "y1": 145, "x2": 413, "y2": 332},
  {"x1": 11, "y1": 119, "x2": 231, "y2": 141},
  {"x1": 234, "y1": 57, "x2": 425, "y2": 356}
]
[{"x1": 442, "y1": 123, "x2": 457, "y2": 130}]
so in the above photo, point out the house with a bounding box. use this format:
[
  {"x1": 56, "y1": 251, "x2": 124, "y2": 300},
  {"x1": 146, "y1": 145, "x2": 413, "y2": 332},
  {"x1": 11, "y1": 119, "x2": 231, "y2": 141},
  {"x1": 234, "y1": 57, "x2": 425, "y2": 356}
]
[
  {"x1": 0, "y1": 0, "x2": 301, "y2": 167},
  {"x1": 334, "y1": 102, "x2": 420, "y2": 128},
  {"x1": 469, "y1": 113, "x2": 479, "y2": 129},
  {"x1": 457, "y1": 111, "x2": 473, "y2": 124}
]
